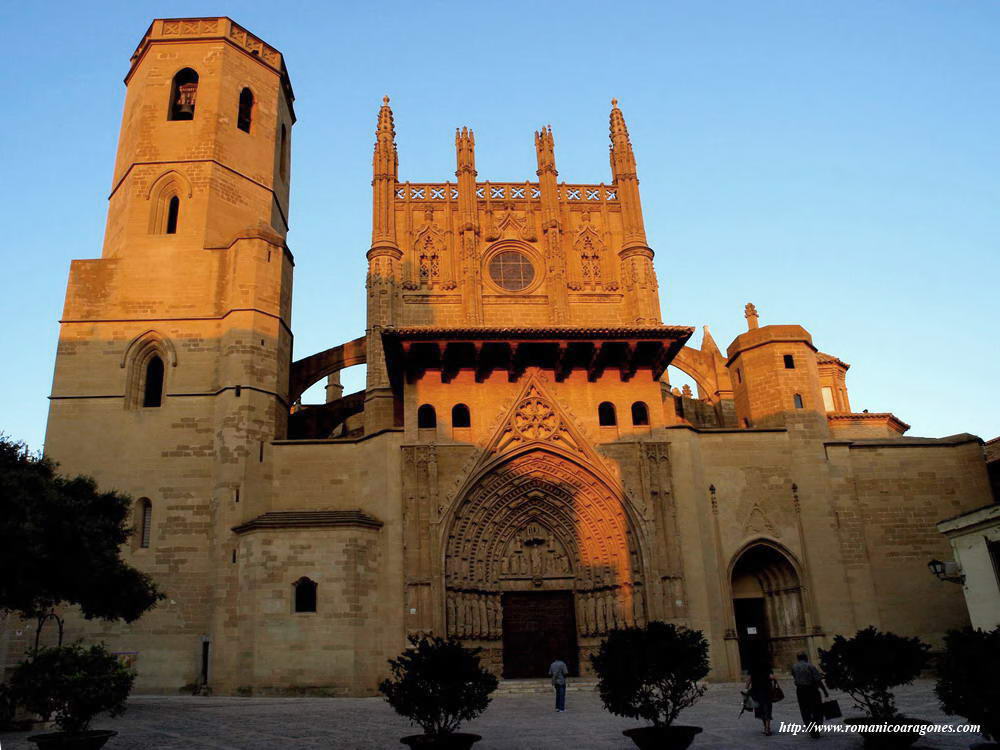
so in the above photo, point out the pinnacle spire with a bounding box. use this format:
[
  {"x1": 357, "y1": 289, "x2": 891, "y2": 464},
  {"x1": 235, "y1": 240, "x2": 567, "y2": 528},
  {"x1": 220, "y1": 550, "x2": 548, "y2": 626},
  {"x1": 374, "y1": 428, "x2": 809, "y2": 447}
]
[
  {"x1": 609, "y1": 97, "x2": 630, "y2": 142},
  {"x1": 376, "y1": 95, "x2": 395, "y2": 140},
  {"x1": 701, "y1": 325, "x2": 721, "y2": 356},
  {"x1": 535, "y1": 124, "x2": 557, "y2": 175},
  {"x1": 455, "y1": 126, "x2": 476, "y2": 175}
]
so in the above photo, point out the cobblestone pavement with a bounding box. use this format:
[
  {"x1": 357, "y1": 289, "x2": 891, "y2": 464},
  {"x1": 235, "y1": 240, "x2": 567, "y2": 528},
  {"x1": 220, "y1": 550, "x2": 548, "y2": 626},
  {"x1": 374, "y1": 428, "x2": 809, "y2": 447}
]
[{"x1": 0, "y1": 680, "x2": 985, "y2": 750}]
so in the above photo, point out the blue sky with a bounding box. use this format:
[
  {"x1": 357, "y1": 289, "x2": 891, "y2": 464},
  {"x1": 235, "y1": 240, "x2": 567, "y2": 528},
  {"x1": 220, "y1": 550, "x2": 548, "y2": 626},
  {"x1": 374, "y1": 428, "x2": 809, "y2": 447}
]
[{"x1": 1, "y1": 0, "x2": 997, "y2": 449}]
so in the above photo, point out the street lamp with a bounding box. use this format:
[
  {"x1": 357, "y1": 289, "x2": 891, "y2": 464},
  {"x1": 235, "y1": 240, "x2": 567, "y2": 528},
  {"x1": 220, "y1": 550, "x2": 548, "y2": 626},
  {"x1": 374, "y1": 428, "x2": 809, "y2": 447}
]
[{"x1": 927, "y1": 559, "x2": 965, "y2": 584}]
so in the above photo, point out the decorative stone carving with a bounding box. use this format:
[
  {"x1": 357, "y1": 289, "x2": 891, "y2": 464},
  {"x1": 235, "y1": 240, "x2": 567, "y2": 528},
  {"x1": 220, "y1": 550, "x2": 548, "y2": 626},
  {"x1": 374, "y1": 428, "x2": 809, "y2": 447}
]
[
  {"x1": 744, "y1": 503, "x2": 779, "y2": 538},
  {"x1": 574, "y1": 213, "x2": 608, "y2": 290},
  {"x1": 405, "y1": 208, "x2": 455, "y2": 290},
  {"x1": 485, "y1": 202, "x2": 536, "y2": 242},
  {"x1": 489, "y1": 380, "x2": 587, "y2": 459}
]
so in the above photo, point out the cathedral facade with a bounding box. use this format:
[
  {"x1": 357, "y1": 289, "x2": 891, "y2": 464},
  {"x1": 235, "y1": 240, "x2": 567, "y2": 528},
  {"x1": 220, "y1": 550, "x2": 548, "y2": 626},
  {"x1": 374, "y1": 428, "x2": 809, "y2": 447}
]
[{"x1": 14, "y1": 18, "x2": 994, "y2": 695}]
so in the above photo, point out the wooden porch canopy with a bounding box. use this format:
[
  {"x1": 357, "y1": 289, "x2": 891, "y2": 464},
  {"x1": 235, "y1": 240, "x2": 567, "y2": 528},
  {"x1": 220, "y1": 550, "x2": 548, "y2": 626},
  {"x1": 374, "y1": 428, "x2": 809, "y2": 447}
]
[{"x1": 382, "y1": 325, "x2": 693, "y2": 386}]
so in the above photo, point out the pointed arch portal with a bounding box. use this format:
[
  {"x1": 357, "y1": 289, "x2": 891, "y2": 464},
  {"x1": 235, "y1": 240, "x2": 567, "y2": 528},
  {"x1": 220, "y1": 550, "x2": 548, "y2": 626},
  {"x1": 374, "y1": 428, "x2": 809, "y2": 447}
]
[
  {"x1": 444, "y1": 447, "x2": 647, "y2": 678},
  {"x1": 730, "y1": 541, "x2": 808, "y2": 671}
]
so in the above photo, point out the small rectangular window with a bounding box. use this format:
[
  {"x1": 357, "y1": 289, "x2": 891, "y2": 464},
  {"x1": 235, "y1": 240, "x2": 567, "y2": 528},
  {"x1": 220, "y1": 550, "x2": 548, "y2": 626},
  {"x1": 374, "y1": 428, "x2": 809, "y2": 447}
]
[{"x1": 784, "y1": 354, "x2": 795, "y2": 369}]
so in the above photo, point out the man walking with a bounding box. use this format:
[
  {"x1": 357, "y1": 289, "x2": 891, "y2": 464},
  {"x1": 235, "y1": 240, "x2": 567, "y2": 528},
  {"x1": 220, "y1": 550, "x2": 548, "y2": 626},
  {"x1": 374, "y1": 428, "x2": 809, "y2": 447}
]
[
  {"x1": 548, "y1": 657, "x2": 569, "y2": 712},
  {"x1": 791, "y1": 652, "x2": 829, "y2": 738}
]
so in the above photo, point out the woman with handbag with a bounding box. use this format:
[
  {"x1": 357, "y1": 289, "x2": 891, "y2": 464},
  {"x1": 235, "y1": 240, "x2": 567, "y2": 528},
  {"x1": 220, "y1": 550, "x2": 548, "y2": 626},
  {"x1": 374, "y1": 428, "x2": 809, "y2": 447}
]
[{"x1": 746, "y1": 653, "x2": 778, "y2": 736}]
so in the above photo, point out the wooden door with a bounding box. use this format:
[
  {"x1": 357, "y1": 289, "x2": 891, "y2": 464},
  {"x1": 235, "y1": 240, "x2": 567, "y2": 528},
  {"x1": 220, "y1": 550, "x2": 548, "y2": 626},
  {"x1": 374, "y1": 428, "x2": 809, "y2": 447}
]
[{"x1": 502, "y1": 591, "x2": 577, "y2": 678}]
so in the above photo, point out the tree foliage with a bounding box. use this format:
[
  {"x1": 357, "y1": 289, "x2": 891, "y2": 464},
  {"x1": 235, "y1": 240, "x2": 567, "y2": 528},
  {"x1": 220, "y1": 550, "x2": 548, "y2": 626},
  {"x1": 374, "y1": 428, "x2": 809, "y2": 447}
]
[
  {"x1": 819, "y1": 626, "x2": 930, "y2": 721},
  {"x1": 378, "y1": 635, "x2": 498, "y2": 737},
  {"x1": 591, "y1": 621, "x2": 710, "y2": 728},
  {"x1": 9, "y1": 643, "x2": 135, "y2": 733},
  {"x1": 935, "y1": 626, "x2": 1000, "y2": 741},
  {"x1": 0, "y1": 435, "x2": 163, "y2": 624}
]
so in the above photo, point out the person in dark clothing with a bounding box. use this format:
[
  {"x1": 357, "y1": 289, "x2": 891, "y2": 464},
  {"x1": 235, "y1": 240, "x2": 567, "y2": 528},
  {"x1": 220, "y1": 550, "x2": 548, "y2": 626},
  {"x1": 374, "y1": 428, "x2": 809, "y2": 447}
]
[
  {"x1": 746, "y1": 654, "x2": 776, "y2": 736},
  {"x1": 791, "y1": 652, "x2": 829, "y2": 738},
  {"x1": 548, "y1": 657, "x2": 568, "y2": 712}
]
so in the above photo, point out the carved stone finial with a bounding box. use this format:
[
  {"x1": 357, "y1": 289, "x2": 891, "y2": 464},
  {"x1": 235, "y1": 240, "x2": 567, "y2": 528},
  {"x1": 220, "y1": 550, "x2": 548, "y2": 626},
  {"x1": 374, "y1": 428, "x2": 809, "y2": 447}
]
[
  {"x1": 611, "y1": 98, "x2": 618, "y2": 108},
  {"x1": 383, "y1": 95, "x2": 390, "y2": 105},
  {"x1": 681, "y1": 384, "x2": 692, "y2": 398},
  {"x1": 744, "y1": 302, "x2": 759, "y2": 330}
]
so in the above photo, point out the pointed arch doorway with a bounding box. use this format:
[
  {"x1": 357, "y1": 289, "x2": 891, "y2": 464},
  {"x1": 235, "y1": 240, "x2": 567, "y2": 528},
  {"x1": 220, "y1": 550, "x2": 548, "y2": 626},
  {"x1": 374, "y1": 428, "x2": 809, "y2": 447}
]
[
  {"x1": 443, "y1": 447, "x2": 648, "y2": 678},
  {"x1": 730, "y1": 542, "x2": 808, "y2": 670}
]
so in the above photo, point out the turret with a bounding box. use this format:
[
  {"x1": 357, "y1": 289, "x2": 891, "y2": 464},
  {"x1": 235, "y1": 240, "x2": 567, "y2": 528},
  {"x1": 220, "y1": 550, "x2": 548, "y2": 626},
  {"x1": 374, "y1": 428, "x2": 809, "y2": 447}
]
[{"x1": 726, "y1": 303, "x2": 827, "y2": 431}]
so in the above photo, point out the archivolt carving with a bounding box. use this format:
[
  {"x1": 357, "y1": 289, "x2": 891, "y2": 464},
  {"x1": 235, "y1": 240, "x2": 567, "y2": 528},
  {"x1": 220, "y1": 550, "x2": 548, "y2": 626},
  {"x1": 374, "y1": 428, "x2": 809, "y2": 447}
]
[{"x1": 444, "y1": 449, "x2": 646, "y2": 639}]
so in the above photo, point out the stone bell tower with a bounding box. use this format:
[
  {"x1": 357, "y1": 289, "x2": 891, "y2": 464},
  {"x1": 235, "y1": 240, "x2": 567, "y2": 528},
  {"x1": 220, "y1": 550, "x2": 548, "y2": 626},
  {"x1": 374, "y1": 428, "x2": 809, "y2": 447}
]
[{"x1": 43, "y1": 17, "x2": 295, "y2": 691}]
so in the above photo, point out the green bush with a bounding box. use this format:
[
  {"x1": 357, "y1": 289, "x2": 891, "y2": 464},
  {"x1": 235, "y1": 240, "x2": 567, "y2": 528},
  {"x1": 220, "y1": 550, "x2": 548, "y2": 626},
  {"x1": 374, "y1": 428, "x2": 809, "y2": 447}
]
[
  {"x1": 378, "y1": 635, "x2": 498, "y2": 737},
  {"x1": 819, "y1": 627, "x2": 930, "y2": 721},
  {"x1": 591, "y1": 621, "x2": 710, "y2": 728},
  {"x1": 9, "y1": 643, "x2": 135, "y2": 733},
  {"x1": 935, "y1": 627, "x2": 1000, "y2": 741}
]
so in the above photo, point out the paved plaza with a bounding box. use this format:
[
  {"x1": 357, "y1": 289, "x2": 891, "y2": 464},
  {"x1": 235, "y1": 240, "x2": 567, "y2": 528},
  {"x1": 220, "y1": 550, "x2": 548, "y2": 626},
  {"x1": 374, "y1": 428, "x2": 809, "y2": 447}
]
[{"x1": 0, "y1": 681, "x2": 985, "y2": 750}]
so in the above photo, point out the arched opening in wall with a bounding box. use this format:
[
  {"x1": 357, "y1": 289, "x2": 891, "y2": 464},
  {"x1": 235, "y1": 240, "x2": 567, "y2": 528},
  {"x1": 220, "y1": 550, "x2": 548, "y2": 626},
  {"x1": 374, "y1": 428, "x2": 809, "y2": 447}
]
[
  {"x1": 597, "y1": 401, "x2": 616, "y2": 427},
  {"x1": 168, "y1": 68, "x2": 199, "y2": 120},
  {"x1": 443, "y1": 448, "x2": 647, "y2": 678},
  {"x1": 291, "y1": 363, "x2": 368, "y2": 439},
  {"x1": 793, "y1": 393, "x2": 804, "y2": 409},
  {"x1": 665, "y1": 366, "x2": 699, "y2": 399},
  {"x1": 452, "y1": 403, "x2": 471, "y2": 429},
  {"x1": 165, "y1": 196, "x2": 180, "y2": 234},
  {"x1": 631, "y1": 401, "x2": 649, "y2": 426},
  {"x1": 293, "y1": 577, "x2": 317, "y2": 613},
  {"x1": 143, "y1": 356, "x2": 165, "y2": 408},
  {"x1": 237, "y1": 88, "x2": 254, "y2": 133},
  {"x1": 730, "y1": 543, "x2": 807, "y2": 672},
  {"x1": 417, "y1": 404, "x2": 437, "y2": 429},
  {"x1": 137, "y1": 498, "x2": 152, "y2": 548}
]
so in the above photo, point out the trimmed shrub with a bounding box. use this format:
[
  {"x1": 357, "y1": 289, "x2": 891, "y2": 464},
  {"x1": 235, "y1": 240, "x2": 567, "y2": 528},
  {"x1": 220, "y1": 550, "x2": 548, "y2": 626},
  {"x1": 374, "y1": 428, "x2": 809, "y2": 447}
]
[
  {"x1": 819, "y1": 627, "x2": 930, "y2": 721},
  {"x1": 591, "y1": 621, "x2": 710, "y2": 728},
  {"x1": 9, "y1": 643, "x2": 135, "y2": 733},
  {"x1": 379, "y1": 635, "x2": 498, "y2": 737}
]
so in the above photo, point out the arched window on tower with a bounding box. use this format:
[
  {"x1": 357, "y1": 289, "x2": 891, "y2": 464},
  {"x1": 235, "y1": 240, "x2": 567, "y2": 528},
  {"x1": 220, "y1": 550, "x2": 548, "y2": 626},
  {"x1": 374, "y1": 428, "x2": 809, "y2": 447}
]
[
  {"x1": 143, "y1": 356, "x2": 164, "y2": 408},
  {"x1": 138, "y1": 498, "x2": 152, "y2": 548},
  {"x1": 293, "y1": 577, "x2": 317, "y2": 613},
  {"x1": 165, "y1": 196, "x2": 180, "y2": 234},
  {"x1": 631, "y1": 401, "x2": 649, "y2": 426},
  {"x1": 598, "y1": 401, "x2": 617, "y2": 427},
  {"x1": 237, "y1": 88, "x2": 254, "y2": 133},
  {"x1": 452, "y1": 404, "x2": 471, "y2": 429},
  {"x1": 168, "y1": 68, "x2": 199, "y2": 121},
  {"x1": 417, "y1": 404, "x2": 436, "y2": 429}
]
